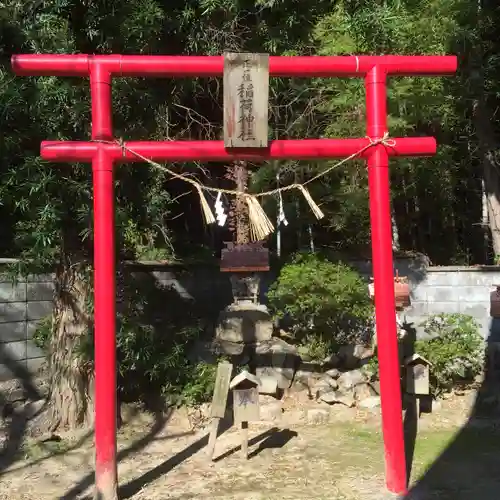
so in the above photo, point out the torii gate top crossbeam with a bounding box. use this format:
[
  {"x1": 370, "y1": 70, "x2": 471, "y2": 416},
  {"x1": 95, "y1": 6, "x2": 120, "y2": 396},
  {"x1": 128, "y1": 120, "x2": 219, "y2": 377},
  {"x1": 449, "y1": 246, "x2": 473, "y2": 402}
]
[{"x1": 12, "y1": 54, "x2": 456, "y2": 77}]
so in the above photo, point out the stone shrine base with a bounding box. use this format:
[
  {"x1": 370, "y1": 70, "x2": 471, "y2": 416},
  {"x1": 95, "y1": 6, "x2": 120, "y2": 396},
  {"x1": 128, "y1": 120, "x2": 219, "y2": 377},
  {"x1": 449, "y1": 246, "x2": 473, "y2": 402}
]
[{"x1": 215, "y1": 301, "x2": 274, "y2": 344}]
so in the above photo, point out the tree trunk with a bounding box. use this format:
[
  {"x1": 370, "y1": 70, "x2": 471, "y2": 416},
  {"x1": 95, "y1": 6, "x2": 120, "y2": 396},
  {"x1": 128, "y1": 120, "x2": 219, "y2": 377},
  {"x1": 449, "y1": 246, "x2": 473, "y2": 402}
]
[
  {"x1": 391, "y1": 207, "x2": 400, "y2": 252},
  {"x1": 48, "y1": 262, "x2": 94, "y2": 430},
  {"x1": 473, "y1": 91, "x2": 500, "y2": 256},
  {"x1": 472, "y1": 0, "x2": 500, "y2": 258},
  {"x1": 484, "y1": 156, "x2": 500, "y2": 256}
]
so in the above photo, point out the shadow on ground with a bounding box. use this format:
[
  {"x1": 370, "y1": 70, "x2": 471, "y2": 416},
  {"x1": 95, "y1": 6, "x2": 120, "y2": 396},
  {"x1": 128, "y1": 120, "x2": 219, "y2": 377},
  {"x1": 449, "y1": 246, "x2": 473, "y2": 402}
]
[
  {"x1": 404, "y1": 318, "x2": 500, "y2": 499},
  {"x1": 0, "y1": 343, "x2": 45, "y2": 473}
]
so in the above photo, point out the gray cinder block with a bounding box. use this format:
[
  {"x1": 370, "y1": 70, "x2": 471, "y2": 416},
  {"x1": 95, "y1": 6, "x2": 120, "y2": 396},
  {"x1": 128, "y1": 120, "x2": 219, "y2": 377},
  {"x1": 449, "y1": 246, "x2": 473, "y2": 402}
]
[
  {"x1": 0, "y1": 321, "x2": 26, "y2": 342},
  {"x1": 27, "y1": 301, "x2": 53, "y2": 321},
  {"x1": 27, "y1": 282, "x2": 54, "y2": 301},
  {"x1": 0, "y1": 302, "x2": 26, "y2": 323}
]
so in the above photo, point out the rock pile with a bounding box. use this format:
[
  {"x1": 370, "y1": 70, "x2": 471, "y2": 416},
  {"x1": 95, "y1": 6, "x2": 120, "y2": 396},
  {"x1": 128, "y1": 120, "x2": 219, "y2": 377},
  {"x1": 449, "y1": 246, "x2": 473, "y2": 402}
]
[
  {"x1": 211, "y1": 334, "x2": 379, "y2": 411},
  {"x1": 209, "y1": 302, "x2": 381, "y2": 411}
]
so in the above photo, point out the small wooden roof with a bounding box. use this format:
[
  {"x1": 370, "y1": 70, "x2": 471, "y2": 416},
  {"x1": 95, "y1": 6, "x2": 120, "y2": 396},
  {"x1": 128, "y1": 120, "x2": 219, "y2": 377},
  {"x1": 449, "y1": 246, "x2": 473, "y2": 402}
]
[
  {"x1": 229, "y1": 370, "x2": 261, "y2": 389},
  {"x1": 404, "y1": 353, "x2": 432, "y2": 366}
]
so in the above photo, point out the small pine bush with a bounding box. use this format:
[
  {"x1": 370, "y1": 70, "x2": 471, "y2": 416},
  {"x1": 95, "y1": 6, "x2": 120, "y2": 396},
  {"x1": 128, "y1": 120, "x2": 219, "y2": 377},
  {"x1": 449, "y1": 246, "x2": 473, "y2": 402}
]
[
  {"x1": 416, "y1": 313, "x2": 483, "y2": 394},
  {"x1": 267, "y1": 252, "x2": 373, "y2": 359}
]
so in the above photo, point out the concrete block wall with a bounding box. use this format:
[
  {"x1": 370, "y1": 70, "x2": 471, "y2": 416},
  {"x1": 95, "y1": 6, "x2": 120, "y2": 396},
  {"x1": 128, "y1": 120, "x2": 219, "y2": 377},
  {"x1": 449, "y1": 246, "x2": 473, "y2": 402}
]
[
  {"x1": 0, "y1": 264, "x2": 233, "y2": 381},
  {"x1": 0, "y1": 274, "x2": 52, "y2": 380},
  {"x1": 351, "y1": 256, "x2": 500, "y2": 341},
  {"x1": 2, "y1": 257, "x2": 500, "y2": 381},
  {"x1": 406, "y1": 267, "x2": 500, "y2": 341}
]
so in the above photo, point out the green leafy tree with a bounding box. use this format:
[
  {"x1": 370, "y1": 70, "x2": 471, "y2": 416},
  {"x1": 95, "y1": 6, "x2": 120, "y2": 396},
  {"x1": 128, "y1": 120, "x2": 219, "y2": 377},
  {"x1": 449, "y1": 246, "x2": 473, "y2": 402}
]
[
  {"x1": 0, "y1": 0, "x2": 334, "y2": 429},
  {"x1": 267, "y1": 253, "x2": 374, "y2": 354}
]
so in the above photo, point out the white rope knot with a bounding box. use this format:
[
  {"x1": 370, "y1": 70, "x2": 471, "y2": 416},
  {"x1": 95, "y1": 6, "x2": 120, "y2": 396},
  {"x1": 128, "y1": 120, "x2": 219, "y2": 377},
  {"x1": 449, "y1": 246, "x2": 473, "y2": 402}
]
[
  {"x1": 116, "y1": 138, "x2": 127, "y2": 157},
  {"x1": 366, "y1": 131, "x2": 396, "y2": 148}
]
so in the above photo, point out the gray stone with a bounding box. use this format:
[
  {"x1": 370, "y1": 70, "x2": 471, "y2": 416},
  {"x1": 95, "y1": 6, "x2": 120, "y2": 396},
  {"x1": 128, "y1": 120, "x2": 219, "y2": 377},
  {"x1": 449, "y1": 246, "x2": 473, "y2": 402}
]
[
  {"x1": 27, "y1": 301, "x2": 52, "y2": 321},
  {"x1": 311, "y1": 378, "x2": 333, "y2": 399},
  {"x1": 307, "y1": 408, "x2": 330, "y2": 425},
  {"x1": 214, "y1": 339, "x2": 244, "y2": 355},
  {"x1": 358, "y1": 396, "x2": 381, "y2": 409},
  {"x1": 293, "y1": 369, "x2": 311, "y2": 387},
  {"x1": 325, "y1": 368, "x2": 341, "y2": 379},
  {"x1": 337, "y1": 369, "x2": 366, "y2": 391},
  {"x1": 216, "y1": 303, "x2": 273, "y2": 343},
  {"x1": 0, "y1": 282, "x2": 26, "y2": 303},
  {"x1": 259, "y1": 400, "x2": 283, "y2": 422},
  {"x1": 255, "y1": 338, "x2": 299, "y2": 390},
  {"x1": 0, "y1": 321, "x2": 26, "y2": 342},
  {"x1": 27, "y1": 282, "x2": 55, "y2": 302},
  {"x1": 256, "y1": 365, "x2": 294, "y2": 390},
  {"x1": 16, "y1": 399, "x2": 46, "y2": 418},
  {"x1": 426, "y1": 301, "x2": 459, "y2": 315},
  {"x1": 27, "y1": 273, "x2": 55, "y2": 283},
  {"x1": 0, "y1": 340, "x2": 27, "y2": 361},
  {"x1": 319, "y1": 390, "x2": 340, "y2": 404},
  {"x1": 320, "y1": 390, "x2": 356, "y2": 407},
  {"x1": 0, "y1": 302, "x2": 26, "y2": 323},
  {"x1": 336, "y1": 392, "x2": 356, "y2": 408},
  {"x1": 26, "y1": 357, "x2": 46, "y2": 375},
  {"x1": 410, "y1": 284, "x2": 427, "y2": 302},
  {"x1": 321, "y1": 374, "x2": 338, "y2": 390},
  {"x1": 26, "y1": 341, "x2": 44, "y2": 360},
  {"x1": 338, "y1": 345, "x2": 372, "y2": 369},
  {"x1": 425, "y1": 286, "x2": 455, "y2": 303},
  {"x1": 354, "y1": 382, "x2": 378, "y2": 402},
  {"x1": 258, "y1": 375, "x2": 279, "y2": 395},
  {"x1": 26, "y1": 321, "x2": 39, "y2": 340},
  {"x1": 294, "y1": 368, "x2": 322, "y2": 392},
  {"x1": 322, "y1": 353, "x2": 340, "y2": 368}
]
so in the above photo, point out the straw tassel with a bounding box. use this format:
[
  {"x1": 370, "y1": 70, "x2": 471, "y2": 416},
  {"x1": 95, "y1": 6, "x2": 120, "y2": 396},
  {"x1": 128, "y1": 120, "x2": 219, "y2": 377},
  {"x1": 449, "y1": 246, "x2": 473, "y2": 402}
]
[
  {"x1": 297, "y1": 185, "x2": 324, "y2": 220},
  {"x1": 196, "y1": 185, "x2": 216, "y2": 224},
  {"x1": 245, "y1": 195, "x2": 275, "y2": 241}
]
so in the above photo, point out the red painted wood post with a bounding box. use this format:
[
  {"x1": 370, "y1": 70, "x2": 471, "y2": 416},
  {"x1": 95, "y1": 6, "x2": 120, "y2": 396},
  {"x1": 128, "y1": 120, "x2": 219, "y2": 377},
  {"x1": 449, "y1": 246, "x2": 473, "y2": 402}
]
[
  {"x1": 90, "y1": 63, "x2": 118, "y2": 499},
  {"x1": 365, "y1": 66, "x2": 407, "y2": 495}
]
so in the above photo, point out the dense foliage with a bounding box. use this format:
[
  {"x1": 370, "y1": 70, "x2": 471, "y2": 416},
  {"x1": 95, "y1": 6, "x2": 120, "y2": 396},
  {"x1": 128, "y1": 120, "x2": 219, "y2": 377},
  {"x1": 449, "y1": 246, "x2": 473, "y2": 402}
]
[
  {"x1": 365, "y1": 313, "x2": 484, "y2": 395},
  {"x1": 1, "y1": 0, "x2": 500, "y2": 425},
  {"x1": 416, "y1": 314, "x2": 484, "y2": 395},
  {"x1": 33, "y1": 275, "x2": 220, "y2": 407},
  {"x1": 267, "y1": 253, "x2": 373, "y2": 356},
  {"x1": 1, "y1": 0, "x2": 500, "y2": 266}
]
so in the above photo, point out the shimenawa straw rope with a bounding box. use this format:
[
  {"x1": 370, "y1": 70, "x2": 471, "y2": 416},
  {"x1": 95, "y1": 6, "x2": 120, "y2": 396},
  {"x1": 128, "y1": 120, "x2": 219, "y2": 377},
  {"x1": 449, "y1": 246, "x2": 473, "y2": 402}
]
[{"x1": 97, "y1": 133, "x2": 395, "y2": 241}]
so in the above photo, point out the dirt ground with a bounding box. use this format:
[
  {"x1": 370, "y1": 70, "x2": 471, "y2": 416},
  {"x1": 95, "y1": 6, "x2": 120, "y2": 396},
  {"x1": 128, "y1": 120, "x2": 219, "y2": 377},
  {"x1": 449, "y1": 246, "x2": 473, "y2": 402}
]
[{"x1": 0, "y1": 390, "x2": 499, "y2": 500}]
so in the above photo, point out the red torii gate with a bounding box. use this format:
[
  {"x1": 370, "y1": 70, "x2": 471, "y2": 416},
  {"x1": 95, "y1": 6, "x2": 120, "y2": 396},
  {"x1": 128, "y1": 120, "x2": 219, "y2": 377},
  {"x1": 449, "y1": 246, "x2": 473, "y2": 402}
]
[{"x1": 11, "y1": 53, "x2": 457, "y2": 499}]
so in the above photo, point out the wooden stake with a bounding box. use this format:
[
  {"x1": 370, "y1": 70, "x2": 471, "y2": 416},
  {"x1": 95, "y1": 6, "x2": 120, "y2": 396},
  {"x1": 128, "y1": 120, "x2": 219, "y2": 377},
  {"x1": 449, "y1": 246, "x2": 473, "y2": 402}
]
[
  {"x1": 206, "y1": 362, "x2": 233, "y2": 461},
  {"x1": 206, "y1": 418, "x2": 220, "y2": 461},
  {"x1": 241, "y1": 421, "x2": 249, "y2": 459}
]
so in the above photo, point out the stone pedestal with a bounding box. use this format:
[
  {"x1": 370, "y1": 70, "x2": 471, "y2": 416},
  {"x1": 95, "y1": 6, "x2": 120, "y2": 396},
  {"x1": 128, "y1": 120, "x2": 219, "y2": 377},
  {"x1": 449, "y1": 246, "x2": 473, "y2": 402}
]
[{"x1": 215, "y1": 302, "x2": 274, "y2": 344}]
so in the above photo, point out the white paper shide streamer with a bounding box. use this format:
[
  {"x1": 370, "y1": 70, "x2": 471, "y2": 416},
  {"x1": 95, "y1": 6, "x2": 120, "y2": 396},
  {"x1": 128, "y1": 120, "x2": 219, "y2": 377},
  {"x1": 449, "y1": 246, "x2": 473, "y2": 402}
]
[
  {"x1": 278, "y1": 189, "x2": 288, "y2": 227},
  {"x1": 214, "y1": 192, "x2": 227, "y2": 227}
]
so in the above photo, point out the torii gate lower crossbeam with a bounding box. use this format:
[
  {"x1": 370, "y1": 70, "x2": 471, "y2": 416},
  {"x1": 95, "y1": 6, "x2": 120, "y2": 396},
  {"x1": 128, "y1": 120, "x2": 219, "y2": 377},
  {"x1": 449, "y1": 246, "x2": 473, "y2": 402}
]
[{"x1": 11, "y1": 53, "x2": 457, "y2": 499}]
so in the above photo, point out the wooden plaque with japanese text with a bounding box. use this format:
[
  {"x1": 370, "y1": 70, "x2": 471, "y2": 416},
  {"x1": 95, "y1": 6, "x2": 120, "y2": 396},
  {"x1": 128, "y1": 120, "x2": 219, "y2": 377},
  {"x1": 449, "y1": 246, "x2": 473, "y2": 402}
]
[
  {"x1": 223, "y1": 52, "x2": 269, "y2": 148},
  {"x1": 232, "y1": 387, "x2": 260, "y2": 423},
  {"x1": 220, "y1": 242, "x2": 270, "y2": 272}
]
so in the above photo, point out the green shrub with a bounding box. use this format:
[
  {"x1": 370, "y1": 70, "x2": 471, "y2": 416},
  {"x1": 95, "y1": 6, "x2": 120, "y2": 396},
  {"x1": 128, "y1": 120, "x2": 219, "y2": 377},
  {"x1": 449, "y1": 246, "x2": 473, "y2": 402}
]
[
  {"x1": 267, "y1": 252, "x2": 373, "y2": 358},
  {"x1": 362, "y1": 313, "x2": 483, "y2": 395},
  {"x1": 416, "y1": 313, "x2": 483, "y2": 395},
  {"x1": 33, "y1": 272, "x2": 221, "y2": 407},
  {"x1": 32, "y1": 316, "x2": 52, "y2": 350}
]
